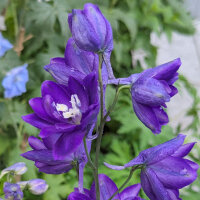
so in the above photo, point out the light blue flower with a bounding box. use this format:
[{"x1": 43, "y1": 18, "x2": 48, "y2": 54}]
[
  {"x1": 2, "y1": 64, "x2": 29, "y2": 98},
  {"x1": 0, "y1": 32, "x2": 13, "y2": 57}
]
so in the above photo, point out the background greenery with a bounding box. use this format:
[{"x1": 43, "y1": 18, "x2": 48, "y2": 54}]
[{"x1": 0, "y1": 0, "x2": 199, "y2": 199}]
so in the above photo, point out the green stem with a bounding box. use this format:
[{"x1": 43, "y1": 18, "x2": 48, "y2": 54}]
[
  {"x1": 108, "y1": 166, "x2": 138, "y2": 200},
  {"x1": 104, "y1": 85, "x2": 131, "y2": 121},
  {"x1": 94, "y1": 53, "x2": 104, "y2": 200}
]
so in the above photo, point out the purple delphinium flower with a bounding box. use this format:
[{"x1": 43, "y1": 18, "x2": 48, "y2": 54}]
[
  {"x1": 105, "y1": 134, "x2": 199, "y2": 200},
  {"x1": 67, "y1": 174, "x2": 144, "y2": 200},
  {"x1": 68, "y1": 3, "x2": 113, "y2": 53},
  {"x1": 109, "y1": 58, "x2": 181, "y2": 134},
  {"x1": 2, "y1": 64, "x2": 29, "y2": 98},
  {"x1": 0, "y1": 32, "x2": 13, "y2": 57},
  {"x1": 22, "y1": 73, "x2": 99, "y2": 159},
  {"x1": 4, "y1": 182, "x2": 23, "y2": 200}
]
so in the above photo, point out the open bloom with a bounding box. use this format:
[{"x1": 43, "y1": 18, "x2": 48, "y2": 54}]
[
  {"x1": 2, "y1": 64, "x2": 29, "y2": 98},
  {"x1": 68, "y1": 174, "x2": 143, "y2": 200},
  {"x1": 4, "y1": 182, "x2": 23, "y2": 200},
  {"x1": 68, "y1": 3, "x2": 113, "y2": 53},
  {"x1": 105, "y1": 134, "x2": 199, "y2": 200},
  {"x1": 108, "y1": 58, "x2": 181, "y2": 133},
  {"x1": 22, "y1": 73, "x2": 99, "y2": 159},
  {"x1": 0, "y1": 32, "x2": 13, "y2": 57}
]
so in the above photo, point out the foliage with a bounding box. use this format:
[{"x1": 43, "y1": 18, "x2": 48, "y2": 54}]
[{"x1": 0, "y1": 0, "x2": 199, "y2": 200}]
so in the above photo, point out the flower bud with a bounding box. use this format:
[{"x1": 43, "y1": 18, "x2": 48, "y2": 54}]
[{"x1": 27, "y1": 179, "x2": 48, "y2": 195}]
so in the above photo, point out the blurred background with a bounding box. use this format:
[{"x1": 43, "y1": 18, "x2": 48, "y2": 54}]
[{"x1": 0, "y1": 0, "x2": 199, "y2": 199}]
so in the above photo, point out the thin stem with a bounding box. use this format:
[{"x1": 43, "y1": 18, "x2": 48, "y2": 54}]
[
  {"x1": 94, "y1": 53, "x2": 104, "y2": 200},
  {"x1": 108, "y1": 166, "x2": 139, "y2": 200},
  {"x1": 83, "y1": 137, "x2": 95, "y2": 170},
  {"x1": 104, "y1": 85, "x2": 131, "y2": 121}
]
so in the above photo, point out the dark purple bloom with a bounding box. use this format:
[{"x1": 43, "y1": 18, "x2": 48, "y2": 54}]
[
  {"x1": 109, "y1": 58, "x2": 181, "y2": 134},
  {"x1": 67, "y1": 174, "x2": 143, "y2": 200},
  {"x1": 4, "y1": 182, "x2": 23, "y2": 200},
  {"x1": 105, "y1": 134, "x2": 199, "y2": 200},
  {"x1": 22, "y1": 73, "x2": 99, "y2": 159},
  {"x1": 68, "y1": 3, "x2": 113, "y2": 53}
]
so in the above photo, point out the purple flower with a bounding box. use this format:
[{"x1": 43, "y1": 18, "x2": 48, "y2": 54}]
[
  {"x1": 0, "y1": 32, "x2": 13, "y2": 57},
  {"x1": 109, "y1": 58, "x2": 181, "y2": 134},
  {"x1": 2, "y1": 64, "x2": 29, "y2": 98},
  {"x1": 68, "y1": 3, "x2": 113, "y2": 53},
  {"x1": 67, "y1": 174, "x2": 143, "y2": 200},
  {"x1": 4, "y1": 182, "x2": 23, "y2": 200},
  {"x1": 105, "y1": 134, "x2": 199, "y2": 200},
  {"x1": 22, "y1": 73, "x2": 99, "y2": 159}
]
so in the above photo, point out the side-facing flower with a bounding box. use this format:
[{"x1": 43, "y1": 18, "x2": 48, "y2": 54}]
[
  {"x1": 105, "y1": 134, "x2": 199, "y2": 200},
  {"x1": 3, "y1": 182, "x2": 23, "y2": 200},
  {"x1": 0, "y1": 162, "x2": 27, "y2": 179},
  {"x1": 2, "y1": 64, "x2": 29, "y2": 98},
  {"x1": 0, "y1": 32, "x2": 13, "y2": 57},
  {"x1": 18, "y1": 179, "x2": 48, "y2": 195},
  {"x1": 109, "y1": 58, "x2": 181, "y2": 134},
  {"x1": 68, "y1": 174, "x2": 143, "y2": 200},
  {"x1": 22, "y1": 73, "x2": 99, "y2": 159},
  {"x1": 68, "y1": 3, "x2": 113, "y2": 53}
]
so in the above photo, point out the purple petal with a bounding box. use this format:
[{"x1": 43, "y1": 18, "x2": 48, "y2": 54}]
[
  {"x1": 132, "y1": 78, "x2": 170, "y2": 106},
  {"x1": 120, "y1": 184, "x2": 141, "y2": 200},
  {"x1": 131, "y1": 98, "x2": 161, "y2": 134},
  {"x1": 53, "y1": 130, "x2": 85, "y2": 160},
  {"x1": 39, "y1": 164, "x2": 73, "y2": 174},
  {"x1": 150, "y1": 156, "x2": 198, "y2": 189},
  {"x1": 167, "y1": 189, "x2": 181, "y2": 200},
  {"x1": 172, "y1": 143, "x2": 196, "y2": 157},
  {"x1": 125, "y1": 134, "x2": 186, "y2": 167},
  {"x1": 152, "y1": 107, "x2": 169, "y2": 125},
  {"x1": 141, "y1": 168, "x2": 171, "y2": 200},
  {"x1": 90, "y1": 174, "x2": 120, "y2": 200},
  {"x1": 104, "y1": 162, "x2": 125, "y2": 170},
  {"x1": 169, "y1": 85, "x2": 178, "y2": 97},
  {"x1": 185, "y1": 159, "x2": 199, "y2": 171},
  {"x1": 68, "y1": 192, "x2": 92, "y2": 200},
  {"x1": 44, "y1": 57, "x2": 85, "y2": 85},
  {"x1": 65, "y1": 38, "x2": 98, "y2": 75},
  {"x1": 28, "y1": 136, "x2": 46, "y2": 150},
  {"x1": 22, "y1": 114, "x2": 50, "y2": 129},
  {"x1": 103, "y1": 52, "x2": 115, "y2": 79},
  {"x1": 152, "y1": 58, "x2": 181, "y2": 81}
]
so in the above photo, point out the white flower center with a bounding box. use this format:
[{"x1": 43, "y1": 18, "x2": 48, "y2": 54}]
[{"x1": 55, "y1": 94, "x2": 82, "y2": 124}]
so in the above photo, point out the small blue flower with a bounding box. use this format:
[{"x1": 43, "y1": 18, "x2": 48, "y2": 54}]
[
  {"x1": 3, "y1": 182, "x2": 23, "y2": 200},
  {"x1": 0, "y1": 32, "x2": 13, "y2": 57},
  {"x1": 2, "y1": 64, "x2": 29, "y2": 98}
]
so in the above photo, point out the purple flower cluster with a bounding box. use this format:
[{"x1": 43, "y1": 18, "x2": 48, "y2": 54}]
[{"x1": 21, "y1": 2, "x2": 199, "y2": 200}]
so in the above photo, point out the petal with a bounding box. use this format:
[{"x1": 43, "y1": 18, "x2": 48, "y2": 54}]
[
  {"x1": 22, "y1": 114, "x2": 50, "y2": 129},
  {"x1": 104, "y1": 162, "x2": 125, "y2": 170},
  {"x1": 125, "y1": 134, "x2": 186, "y2": 167},
  {"x1": 53, "y1": 130, "x2": 85, "y2": 160},
  {"x1": 90, "y1": 174, "x2": 120, "y2": 200},
  {"x1": 141, "y1": 168, "x2": 171, "y2": 200},
  {"x1": 65, "y1": 38, "x2": 98, "y2": 75},
  {"x1": 103, "y1": 52, "x2": 115, "y2": 79},
  {"x1": 120, "y1": 184, "x2": 141, "y2": 200},
  {"x1": 41, "y1": 81, "x2": 70, "y2": 105},
  {"x1": 39, "y1": 164, "x2": 73, "y2": 174},
  {"x1": 185, "y1": 159, "x2": 199, "y2": 171},
  {"x1": 150, "y1": 156, "x2": 198, "y2": 189},
  {"x1": 172, "y1": 143, "x2": 196, "y2": 157},
  {"x1": 152, "y1": 107, "x2": 169, "y2": 125},
  {"x1": 28, "y1": 136, "x2": 46, "y2": 150},
  {"x1": 152, "y1": 58, "x2": 181, "y2": 81},
  {"x1": 167, "y1": 189, "x2": 181, "y2": 200},
  {"x1": 68, "y1": 192, "x2": 92, "y2": 200},
  {"x1": 131, "y1": 98, "x2": 161, "y2": 134},
  {"x1": 169, "y1": 85, "x2": 178, "y2": 97},
  {"x1": 29, "y1": 97, "x2": 54, "y2": 122},
  {"x1": 132, "y1": 78, "x2": 170, "y2": 106},
  {"x1": 44, "y1": 57, "x2": 85, "y2": 85}
]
